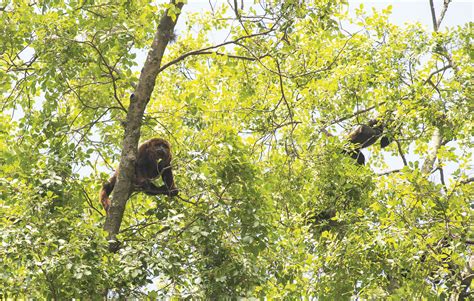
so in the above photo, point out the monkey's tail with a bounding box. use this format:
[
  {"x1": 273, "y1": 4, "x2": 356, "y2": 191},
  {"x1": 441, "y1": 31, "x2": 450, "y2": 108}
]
[{"x1": 99, "y1": 174, "x2": 116, "y2": 212}]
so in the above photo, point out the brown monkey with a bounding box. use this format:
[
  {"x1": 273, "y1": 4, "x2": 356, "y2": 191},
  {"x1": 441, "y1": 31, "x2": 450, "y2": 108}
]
[
  {"x1": 99, "y1": 138, "x2": 178, "y2": 212},
  {"x1": 348, "y1": 119, "x2": 390, "y2": 148},
  {"x1": 345, "y1": 119, "x2": 391, "y2": 165}
]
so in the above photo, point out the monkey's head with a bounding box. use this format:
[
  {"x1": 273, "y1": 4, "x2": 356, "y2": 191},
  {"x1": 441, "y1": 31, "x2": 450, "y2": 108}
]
[
  {"x1": 147, "y1": 138, "x2": 172, "y2": 163},
  {"x1": 367, "y1": 119, "x2": 383, "y2": 129}
]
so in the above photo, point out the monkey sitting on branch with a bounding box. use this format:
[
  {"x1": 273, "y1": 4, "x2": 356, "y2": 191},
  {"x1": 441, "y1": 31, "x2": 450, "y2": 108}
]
[
  {"x1": 99, "y1": 138, "x2": 178, "y2": 212},
  {"x1": 344, "y1": 119, "x2": 391, "y2": 165}
]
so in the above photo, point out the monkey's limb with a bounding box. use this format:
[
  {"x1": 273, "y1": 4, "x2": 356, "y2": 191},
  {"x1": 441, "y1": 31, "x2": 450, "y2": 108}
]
[
  {"x1": 342, "y1": 148, "x2": 365, "y2": 165},
  {"x1": 140, "y1": 182, "x2": 179, "y2": 197}
]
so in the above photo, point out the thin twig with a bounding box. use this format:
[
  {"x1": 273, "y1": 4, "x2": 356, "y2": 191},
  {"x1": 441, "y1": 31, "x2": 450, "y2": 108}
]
[
  {"x1": 395, "y1": 139, "x2": 408, "y2": 166},
  {"x1": 159, "y1": 27, "x2": 277, "y2": 73},
  {"x1": 81, "y1": 185, "x2": 104, "y2": 216},
  {"x1": 377, "y1": 169, "x2": 402, "y2": 176},
  {"x1": 460, "y1": 177, "x2": 473, "y2": 185},
  {"x1": 291, "y1": 31, "x2": 361, "y2": 79},
  {"x1": 275, "y1": 60, "x2": 293, "y2": 120},
  {"x1": 423, "y1": 65, "x2": 452, "y2": 85},
  {"x1": 84, "y1": 40, "x2": 127, "y2": 112},
  {"x1": 184, "y1": 50, "x2": 267, "y2": 61},
  {"x1": 437, "y1": 165, "x2": 448, "y2": 193},
  {"x1": 328, "y1": 102, "x2": 386, "y2": 126}
]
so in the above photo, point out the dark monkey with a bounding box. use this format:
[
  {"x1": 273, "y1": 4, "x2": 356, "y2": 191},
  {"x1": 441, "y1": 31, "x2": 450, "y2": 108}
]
[
  {"x1": 99, "y1": 138, "x2": 178, "y2": 212},
  {"x1": 345, "y1": 119, "x2": 391, "y2": 165}
]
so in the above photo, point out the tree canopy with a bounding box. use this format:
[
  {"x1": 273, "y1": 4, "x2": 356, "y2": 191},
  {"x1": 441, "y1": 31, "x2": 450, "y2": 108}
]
[{"x1": 0, "y1": 0, "x2": 472, "y2": 299}]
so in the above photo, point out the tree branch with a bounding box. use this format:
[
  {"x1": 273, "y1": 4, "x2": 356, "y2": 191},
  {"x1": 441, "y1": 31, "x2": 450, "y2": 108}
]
[
  {"x1": 429, "y1": 0, "x2": 438, "y2": 31},
  {"x1": 328, "y1": 102, "x2": 386, "y2": 126},
  {"x1": 176, "y1": 50, "x2": 266, "y2": 61},
  {"x1": 423, "y1": 65, "x2": 452, "y2": 85},
  {"x1": 437, "y1": 0, "x2": 452, "y2": 30},
  {"x1": 158, "y1": 26, "x2": 277, "y2": 73},
  {"x1": 396, "y1": 139, "x2": 408, "y2": 166},
  {"x1": 429, "y1": 0, "x2": 452, "y2": 32},
  {"x1": 437, "y1": 164, "x2": 447, "y2": 193},
  {"x1": 275, "y1": 59, "x2": 293, "y2": 120},
  {"x1": 377, "y1": 169, "x2": 401, "y2": 176}
]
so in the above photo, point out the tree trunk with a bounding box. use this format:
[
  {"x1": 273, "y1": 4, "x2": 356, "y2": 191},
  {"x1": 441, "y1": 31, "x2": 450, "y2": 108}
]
[
  {"x1": 421, "y1": 127, "x2": 442, "y2": 174},
  {"x1": 103, "y1": 0, "x2": 185, "y2": 251}
]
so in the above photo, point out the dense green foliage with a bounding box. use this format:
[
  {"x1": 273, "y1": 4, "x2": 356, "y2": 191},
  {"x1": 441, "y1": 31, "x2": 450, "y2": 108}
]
[{"x1": 0, "y1": 0, "x2": 472, "y2": 299}]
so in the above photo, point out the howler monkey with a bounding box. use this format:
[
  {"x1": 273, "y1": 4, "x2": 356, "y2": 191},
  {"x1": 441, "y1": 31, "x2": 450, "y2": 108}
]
[
  {"x1": 99, "y1": 138, "x2": 178, "y2": 212},
  {"x1": 344, "y1": 119, "x2": 391, "y2": 165}
]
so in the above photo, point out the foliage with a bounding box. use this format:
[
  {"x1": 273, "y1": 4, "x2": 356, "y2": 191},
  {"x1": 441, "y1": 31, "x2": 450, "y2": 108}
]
[{"x1": 0, "y1": 0, "x2": 472, "y2": 299}]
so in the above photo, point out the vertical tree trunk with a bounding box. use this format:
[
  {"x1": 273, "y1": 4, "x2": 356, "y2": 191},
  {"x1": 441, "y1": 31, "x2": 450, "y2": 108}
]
[
  {"x1": 421, "y1": 127, "x2": 442, "y2": 174},
  {"x1": 103, "y1": 0, "x2": 185, "y2": 250}
]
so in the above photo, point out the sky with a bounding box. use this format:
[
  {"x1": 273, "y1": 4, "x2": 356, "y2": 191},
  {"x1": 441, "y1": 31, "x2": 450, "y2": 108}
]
[
  {"x1": 349, "y1": 0, "x2": 472, "y2": 28},
  {"x1": 179, "y1": 0, "x2": 472, "y2": 29}
]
